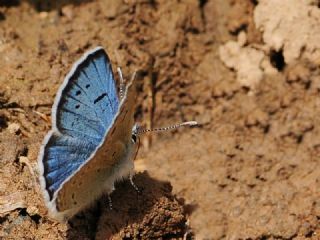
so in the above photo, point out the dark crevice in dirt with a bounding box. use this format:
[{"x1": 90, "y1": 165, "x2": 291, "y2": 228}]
[
  {"x1": 0, "y1": 0, "x2": 20, "y2": 7},
  {"x1": 227, "y1": 175, "x2": 238, "y2": 182},
  {"x1": 0, "y1": 216, "x2": 7, "y2": 225},
  {"x1": 147, "y1": 0, "x2": 158, "y2": 9},
  {"x1": 0, "y1": 114, "x2": 8, "y2": 129},
  {"x1": 19, "y1": 209, "x2": 42, "y2": 224},
  {"x1": 255, "y1": 175, "x2": 267, "y2": 182},
  {"x1": 231, "y1": 23, "x2": 248, "y2": 36},
  {"x1": 0, "y1": 101, "x2": 20, "y2": 109},
  {"x1": 296, "y1": 134, "x2": 303, "y2": 144},
  {"x1": 305, "y1": 230, "x2": 314, "y2": 238},
  {"x1": 251, "y1": 0, "x2": 259, "y2": 6},
  {"x1": 0, "y1": 11, "x2": 5, "y2": 20},
  {"x1": 257, "y1": 233, "x2": 298, "y2": 240},
  {"x1": 185, "y1": 26, "x2": 201, "y2": 35},
  {"x1": 198, "y1": 0, "x2": 208, "y2": 25},
  {"x1": 161, "y1": 232, "x2": 187, "y2": 240},
  {"x1": 304, "y1": 80, "x2": 311, "y2": 90},
  {"x1": 19, "y1": 208, "x2": 28, "y2": 216},
  {"x1": 270, "y1": 49, "x2": 286, "y2": 71},
  {"x1": 25, "y1": 0, "x2": 93, "y2": 12},
  {"x1": 263, "y1": 124, "x2": 270, "y2": 134},
  {"x1": 30, "y1": 214, "x2": 42, "y2": 224},
  {"x1": 198, "y1": 0, "x2": 208, "y2": 8},
  {"x1": 15, "y1": 145, "x2": 28, "y2": 163}
]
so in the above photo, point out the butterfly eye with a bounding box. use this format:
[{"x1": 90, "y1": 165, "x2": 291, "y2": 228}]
[{"x1": 131, "y1": 134, "x2": 137, "y2": 143}]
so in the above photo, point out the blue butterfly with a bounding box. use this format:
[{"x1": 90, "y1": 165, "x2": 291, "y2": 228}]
[{"x1": 38, "y1": 47, "x2": 139, "y2": 222}]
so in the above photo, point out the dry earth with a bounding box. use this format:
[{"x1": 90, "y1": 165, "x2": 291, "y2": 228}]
[{"x1": 0, "y1": 0, "x2": 319, "y2": 239}]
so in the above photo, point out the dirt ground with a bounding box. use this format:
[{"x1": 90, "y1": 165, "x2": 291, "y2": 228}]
[{"x1": 0, "y1": 0, "x2": 319, "y2": 239}]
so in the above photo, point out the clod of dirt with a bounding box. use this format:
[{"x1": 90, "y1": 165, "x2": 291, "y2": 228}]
[
  {"x1": 94, "y1": 172, "x2": 187, "y2": 240},
  {"x1": 99, "y1": 0, "x2": 131, "y2": 19},
  {"x1": 254, "y1": 0, "x2": 320, "y2": 65},
  {"x1": 219, "y1": 32, "x2": 276, "y2": 90},
  {"x1": 7, "y1": 122, "x2": 20, "y2": 134}
]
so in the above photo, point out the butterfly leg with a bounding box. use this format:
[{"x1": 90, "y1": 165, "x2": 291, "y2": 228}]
[
  {"x1": 117, "y1": 67, "x2": 126, "y2": 100},
  {"x1": 129, "y1": 173, "x2": 140, "y2": 193}
]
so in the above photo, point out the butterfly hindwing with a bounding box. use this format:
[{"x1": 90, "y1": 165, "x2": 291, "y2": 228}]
[{"x1": 41, "y1": 133, "x2": 96, "y2": 199}]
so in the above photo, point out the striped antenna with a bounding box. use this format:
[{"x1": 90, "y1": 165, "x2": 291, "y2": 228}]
[{"x1": 135, "y1": 121, "x2": 198, "y2": 135}]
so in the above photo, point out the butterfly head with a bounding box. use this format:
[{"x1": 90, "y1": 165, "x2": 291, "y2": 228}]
[
  {"x1": 130, "y1": 120, "x2": 197, "y2": 151},
  {"x1": 131, "y1": 124, "x2": 139, "y2": 144},
  {"x1": 130, "y1": 124, "x2": 140, "y2": 162}
]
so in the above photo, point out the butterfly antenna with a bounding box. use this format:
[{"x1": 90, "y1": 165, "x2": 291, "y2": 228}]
[
  {"x1": 117, "y1": 67, "x2": 125, "y2": 100},
  {"x1": 135, "y1": 121, "x2": 198, "y2": 135}
]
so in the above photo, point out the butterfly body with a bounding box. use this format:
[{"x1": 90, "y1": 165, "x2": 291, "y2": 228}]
[{"x1": 38, "y1": 47, "x2": 138, "y2": 222}]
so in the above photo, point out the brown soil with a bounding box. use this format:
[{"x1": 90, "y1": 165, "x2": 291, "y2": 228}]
[{"x1": 0, "y1": 0, "x2": 319, "y2": 239}]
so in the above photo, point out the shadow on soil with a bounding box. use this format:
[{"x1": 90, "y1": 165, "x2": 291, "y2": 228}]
[{"x1": 65, "y1": 171, "x2": 190, "y2": 239}]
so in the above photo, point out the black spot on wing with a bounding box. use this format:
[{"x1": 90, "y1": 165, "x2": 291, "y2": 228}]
[{"x1": 94, "y1": 93, "x2": 107, "y2": 104}]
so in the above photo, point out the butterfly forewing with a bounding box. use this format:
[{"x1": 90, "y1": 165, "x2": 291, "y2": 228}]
[{"x1": 55, "y1": 47, "x2": 119, "y2": 143}]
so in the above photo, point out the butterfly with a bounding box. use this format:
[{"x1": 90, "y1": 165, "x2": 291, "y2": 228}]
[
  {"x1": 38, "y1": 47, "x2": 139, "y2": 222},
  {"x1": 38, "y1": 46, "x2": 197, "y2": 222}
]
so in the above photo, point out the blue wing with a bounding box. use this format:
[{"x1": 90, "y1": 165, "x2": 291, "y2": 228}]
[
  {"x1": 54, "y1": 47, "x2": 119, "y2": 144},
  {"x1": 42, "y1": 133, "x2": 96, "y2": 198},
  {"x1": 39, "y1": 47, "x2": 119, "y2": 199}
]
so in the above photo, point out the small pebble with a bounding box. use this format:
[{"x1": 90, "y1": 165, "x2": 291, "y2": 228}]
[{"x1": 8, "y1": 123, "x2": 20, "y2": 134}]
